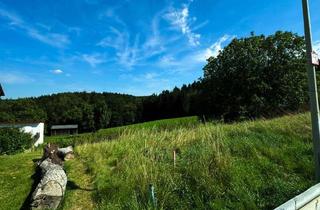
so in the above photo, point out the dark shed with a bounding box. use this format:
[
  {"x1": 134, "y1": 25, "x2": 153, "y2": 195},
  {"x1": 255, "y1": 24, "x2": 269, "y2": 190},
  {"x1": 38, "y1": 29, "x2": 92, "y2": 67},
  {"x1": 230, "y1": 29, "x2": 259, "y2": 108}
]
[{"x1": 51, "y1": 124, "x2": 78, "y2": 136}]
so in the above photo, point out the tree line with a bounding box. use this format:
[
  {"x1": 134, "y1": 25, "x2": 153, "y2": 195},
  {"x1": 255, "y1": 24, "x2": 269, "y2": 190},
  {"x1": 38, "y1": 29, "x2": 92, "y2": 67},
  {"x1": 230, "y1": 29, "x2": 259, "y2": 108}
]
[
  {"x1": 0, "y1": 92, "x2": 142, "y2": 133},
  {"x1": 0, "y1": 31, "x2": 311, "y2": 133}
]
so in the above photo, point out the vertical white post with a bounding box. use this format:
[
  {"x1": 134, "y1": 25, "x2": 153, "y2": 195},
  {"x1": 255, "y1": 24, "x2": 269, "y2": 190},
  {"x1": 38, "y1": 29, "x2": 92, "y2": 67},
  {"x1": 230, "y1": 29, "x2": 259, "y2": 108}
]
[
  {"x1": 302, "y1": 0, "x2": 320, "y2": 181},
  {"x1": 173, "y1": 149, "x2": 176, "y2": 168}
]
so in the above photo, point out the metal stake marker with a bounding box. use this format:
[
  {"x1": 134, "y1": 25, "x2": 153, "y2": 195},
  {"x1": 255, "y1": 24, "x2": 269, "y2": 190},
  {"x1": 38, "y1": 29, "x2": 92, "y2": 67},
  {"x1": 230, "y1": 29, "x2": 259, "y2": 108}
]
[
  {"x1": 149, "y1": 184, "x2": 157, "y2": 208},
  {"x1": 302, "y1": 0, "x2": 320, "y2": 182},
  {"x1": 173, "y1": 149, "x2": 176, "y2": 168}
]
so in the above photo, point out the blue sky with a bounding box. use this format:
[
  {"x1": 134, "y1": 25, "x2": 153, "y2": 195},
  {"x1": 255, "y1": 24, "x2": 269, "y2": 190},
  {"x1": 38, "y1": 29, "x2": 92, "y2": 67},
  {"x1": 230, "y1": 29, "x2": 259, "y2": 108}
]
[{"x1": 1, "y1": 0, "x2": 320, "y2": 99}]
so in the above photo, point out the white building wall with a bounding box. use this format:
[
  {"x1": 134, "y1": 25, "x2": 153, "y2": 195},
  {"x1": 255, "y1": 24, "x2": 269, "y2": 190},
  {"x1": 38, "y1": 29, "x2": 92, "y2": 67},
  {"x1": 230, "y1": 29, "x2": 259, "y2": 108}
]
[
  {"x1": 0, "y1": 123, "x2": 44, "y2": 146},
  {"x1": 20, "y1": 123, "x2": 44, "y2": 146}
]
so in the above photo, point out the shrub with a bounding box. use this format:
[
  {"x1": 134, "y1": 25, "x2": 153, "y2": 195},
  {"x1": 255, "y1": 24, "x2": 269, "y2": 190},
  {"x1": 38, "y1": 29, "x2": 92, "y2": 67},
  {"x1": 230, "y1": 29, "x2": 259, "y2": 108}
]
[{"x1": 0, "y1": 127, "x2": 33, "y2": 155}]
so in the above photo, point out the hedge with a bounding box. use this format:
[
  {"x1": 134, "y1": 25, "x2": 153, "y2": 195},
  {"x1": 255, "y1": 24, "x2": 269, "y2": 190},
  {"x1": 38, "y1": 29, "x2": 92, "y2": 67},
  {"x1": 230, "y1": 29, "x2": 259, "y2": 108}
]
[{"x1": 0, "y1": 127, "x2": 33, "y2": 155}]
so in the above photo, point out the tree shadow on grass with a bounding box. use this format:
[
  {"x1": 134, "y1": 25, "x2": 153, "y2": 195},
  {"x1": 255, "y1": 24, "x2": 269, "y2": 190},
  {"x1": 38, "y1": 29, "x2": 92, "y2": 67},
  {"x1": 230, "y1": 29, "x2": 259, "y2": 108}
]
[
  {"x1": 20, "y1": 159, "x2": 42, "y2": 210},
  {"x1": 67, "y1": 180, "x2": 95, "y2": 192}
]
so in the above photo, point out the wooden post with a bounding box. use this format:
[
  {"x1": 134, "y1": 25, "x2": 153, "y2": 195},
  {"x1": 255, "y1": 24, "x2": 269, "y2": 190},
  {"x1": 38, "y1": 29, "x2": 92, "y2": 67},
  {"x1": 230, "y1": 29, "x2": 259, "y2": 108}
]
[{"x1": 173, "y1": 148, "x2": 180, "y2": 169}]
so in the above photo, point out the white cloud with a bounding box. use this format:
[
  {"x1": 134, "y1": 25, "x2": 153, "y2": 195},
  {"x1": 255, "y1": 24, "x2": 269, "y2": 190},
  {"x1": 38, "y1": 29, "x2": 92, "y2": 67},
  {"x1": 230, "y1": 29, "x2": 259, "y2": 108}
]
[
  {"x1": 153, "y1": 35, "x2": 234, "y2": 75},
  {"x1": 99, "y1": 7, "x2": 127, "y2": 27},
  {"x1": 97, "y1": 27, "x2": 144, "y2": 69},
  {"x1": 158, "y1": 55, "x2": 179, "y2": 67},
  {"x1": 82, "y1": 54, "x2": 106, "y2": 67},
  {"x1": 195, "y1": 35, "x2": 233, "y2": 62},
  {"x1": 51, "y1": 69, "x2": 63, "y2": 74},
  {"x1": 0, "y1": 72, "x2": 34, "y2": 84},
  {"x1": 164, "y1": 4, "x2": 201, "y2": 46},
  {"x1": 97, "y1": 5, "x2": 205, "y2": 70},
  {"x1": 130, "y1": 72, "x2": 160, "y2": 82},
  {"x1": 314, "y1": 41, "x2": 320, "y2": 55},
  {"x1": 118, "y1": 36, "x2": 140, "y2": 69},
  {"x1": 28, "y1": 30, "x2": 69, "y2": 48},
  {"x1": 0, "y1": 7, "x2": 23, "y2": 25},
  {"x1": 99, "y1": 7, "x2": 192, "y2": 70},
  {"x1": 143, "y1": 10, "x2": 166, "y2": 52},
  {"x1": 0, "y1": 7, "x2": 69, "y2": 48},
  {"x1": 144, "y1": 72, "x2": 159, "y2": 80}
]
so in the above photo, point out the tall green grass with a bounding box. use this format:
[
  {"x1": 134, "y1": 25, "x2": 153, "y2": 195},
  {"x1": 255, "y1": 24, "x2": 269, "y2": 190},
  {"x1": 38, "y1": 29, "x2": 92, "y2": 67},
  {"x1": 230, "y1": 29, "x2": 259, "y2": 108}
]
[
  {"x1": 0, "y1": 114, "x2": 315, "y2": 209},
  {"x1": 75, "y1": 113, "x2": 314, "y2": 209},
  {"x1": 46, "y1": 116, "x2": 199, "y2": 147}
]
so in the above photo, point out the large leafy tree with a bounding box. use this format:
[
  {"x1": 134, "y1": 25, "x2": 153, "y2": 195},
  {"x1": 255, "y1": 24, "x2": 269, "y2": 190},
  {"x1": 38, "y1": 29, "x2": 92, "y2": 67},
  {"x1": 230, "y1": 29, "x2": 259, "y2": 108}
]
[{"x1": 203, "y1": 31, "x2": 307, "y2": 121}]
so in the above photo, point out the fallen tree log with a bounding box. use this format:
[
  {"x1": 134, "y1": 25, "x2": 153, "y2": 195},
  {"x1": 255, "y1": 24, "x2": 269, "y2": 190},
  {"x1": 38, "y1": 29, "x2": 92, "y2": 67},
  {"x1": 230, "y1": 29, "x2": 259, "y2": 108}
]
[{"x1": 30, "y1": 144, "x2": 73, "y2": 210}]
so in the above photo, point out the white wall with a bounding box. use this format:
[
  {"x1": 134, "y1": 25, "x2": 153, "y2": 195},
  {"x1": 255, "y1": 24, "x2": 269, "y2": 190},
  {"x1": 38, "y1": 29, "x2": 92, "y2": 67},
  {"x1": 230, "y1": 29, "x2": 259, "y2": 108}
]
[
  {"x1": 20, "y1": 123, "x2": 44, "y2": 146},
  {"x1": 0, "y1": 123, "x2": 44, "y2": 146}
]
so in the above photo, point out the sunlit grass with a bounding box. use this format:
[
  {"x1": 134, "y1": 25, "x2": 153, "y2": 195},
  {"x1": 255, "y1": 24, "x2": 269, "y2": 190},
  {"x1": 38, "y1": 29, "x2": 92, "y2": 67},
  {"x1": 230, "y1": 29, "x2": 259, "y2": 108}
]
[
  {"x1": 0, "y1": 151, "x2": 41, "y2": 210},
  {"x1": 46, "y1": 116, "x2": 199, "y2": 147},
  {"x1": 76, "y1": 113, "x2": 314, "y2": 209},
  {"x1": 0, "y1": 113, "x2": 315, "y2": 209}
]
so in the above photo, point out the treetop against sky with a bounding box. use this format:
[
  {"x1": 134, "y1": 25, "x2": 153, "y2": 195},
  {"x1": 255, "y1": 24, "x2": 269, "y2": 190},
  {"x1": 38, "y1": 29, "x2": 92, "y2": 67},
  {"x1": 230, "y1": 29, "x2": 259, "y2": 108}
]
[{"x1": 0, "y1": 0, "x2": 320, "y2": 98}]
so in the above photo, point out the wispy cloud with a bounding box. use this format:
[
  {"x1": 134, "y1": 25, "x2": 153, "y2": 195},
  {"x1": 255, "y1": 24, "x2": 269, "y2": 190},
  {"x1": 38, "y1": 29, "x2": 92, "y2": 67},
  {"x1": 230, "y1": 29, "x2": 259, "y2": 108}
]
[
  {"x1": 144, "y1": 72, "x2": 159, "y2": 80},
  {"x1": 195, "y1": 35, "x2": 233, "y2": 62},
  {"x1": 140, "y1": 11, "x2": 170, "y2": 60},
  {"x1": 97, "y1": 24, "x2": 160, "y2": 69},
  {"x1": 158, "y1": 55, "x2": 179, "y2": 68},
  {"x1": 121, "y1": 72, "x2": 172, "y2": 95},
  {"x1": 28, "y1": 30, "x2": 69, "y2": 48},
  {"x1": 82, "y1": 54, "x2": 106, "y2": 67},
  {"x1": 99, "y1": 6, "x2": 127, "y2": 27},
  {"x1": 97, "y1": 6, "x2": 184, "y2": 70},
  {"x1": 153, "y1": 35, "x2": 234, "y2": 75},
  {"x1": 132, "y1": 72, "x2": 160, "y2": 81},
  {"x1": 0, "y1": 72, "x2": 34, "y2": 84},
  {"x1": 0, "y1": 6, "x2": 69, "y2": 48},
  {"x1": 163, "y1": 3, "x2": 201, "y2": 46},
  {"x1": 51, "y1": 69, "x2": 63, "y2": 74},
  {"x1": 0, "y1": 7, "x2": 22, "y2": 25},
  {"x1": 314, "y1": 41, "x2": 320, "y2": 55},
  {"x1": 97, "y1": 25, "x2": 140, "y2": 69}
]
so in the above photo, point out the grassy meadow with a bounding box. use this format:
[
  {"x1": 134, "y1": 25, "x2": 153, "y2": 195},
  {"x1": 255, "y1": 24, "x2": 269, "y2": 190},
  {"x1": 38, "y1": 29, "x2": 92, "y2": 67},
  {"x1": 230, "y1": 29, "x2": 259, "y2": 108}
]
[
  {"x1": 0, "y1": 113, "x2": 316, "y2": 209},
  {"x1": 46, "y1": 116, "x2": 199, "y2": 147}
]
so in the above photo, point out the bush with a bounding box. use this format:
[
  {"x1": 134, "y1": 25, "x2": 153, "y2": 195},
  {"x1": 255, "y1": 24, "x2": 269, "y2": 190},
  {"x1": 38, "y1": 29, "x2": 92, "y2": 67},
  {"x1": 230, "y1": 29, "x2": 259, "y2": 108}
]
[{"x1": 0, "y1": 128, "x2": 33, "y2": 155}]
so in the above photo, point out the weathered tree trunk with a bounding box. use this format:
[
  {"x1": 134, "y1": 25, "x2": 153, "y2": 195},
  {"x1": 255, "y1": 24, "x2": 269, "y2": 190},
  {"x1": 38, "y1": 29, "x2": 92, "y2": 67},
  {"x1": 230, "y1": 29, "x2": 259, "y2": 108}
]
[{"x1": 29, "y1": 144, "x2": 73, "y2": 210}]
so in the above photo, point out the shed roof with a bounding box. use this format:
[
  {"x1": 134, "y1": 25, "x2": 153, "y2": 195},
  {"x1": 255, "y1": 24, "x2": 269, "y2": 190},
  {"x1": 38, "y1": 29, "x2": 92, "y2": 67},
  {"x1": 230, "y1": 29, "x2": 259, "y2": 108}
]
[
  {"x1": 0, "y1": 84, "x2": 4, "y2": 96},
  {"x1": 51, "y1": 124, "x2": 78, "y2": 129}
]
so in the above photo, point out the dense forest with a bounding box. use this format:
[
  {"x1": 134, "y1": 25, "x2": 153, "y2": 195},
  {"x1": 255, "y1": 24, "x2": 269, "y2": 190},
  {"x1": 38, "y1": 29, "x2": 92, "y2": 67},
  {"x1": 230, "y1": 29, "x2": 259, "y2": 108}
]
[{"x1": 0, "y1": 31, "x2": 312, "y2": 134}]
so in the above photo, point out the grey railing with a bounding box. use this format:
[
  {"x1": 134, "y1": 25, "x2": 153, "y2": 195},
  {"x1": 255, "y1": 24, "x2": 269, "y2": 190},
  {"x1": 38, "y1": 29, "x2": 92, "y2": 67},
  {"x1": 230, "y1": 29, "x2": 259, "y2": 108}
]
[{"x1": 275, "y1": 183, "x2": 320, "y2": 210}]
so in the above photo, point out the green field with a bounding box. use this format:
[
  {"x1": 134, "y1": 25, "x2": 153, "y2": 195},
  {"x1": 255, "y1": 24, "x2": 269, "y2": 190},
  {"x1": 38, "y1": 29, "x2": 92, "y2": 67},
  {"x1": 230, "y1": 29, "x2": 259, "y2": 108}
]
[
  {"x1": 0, "y1": 114, "x2": 316, "y2": 209},
  {"x1": 46, "y1": 116, "x2": 200, "y2": 147}
]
